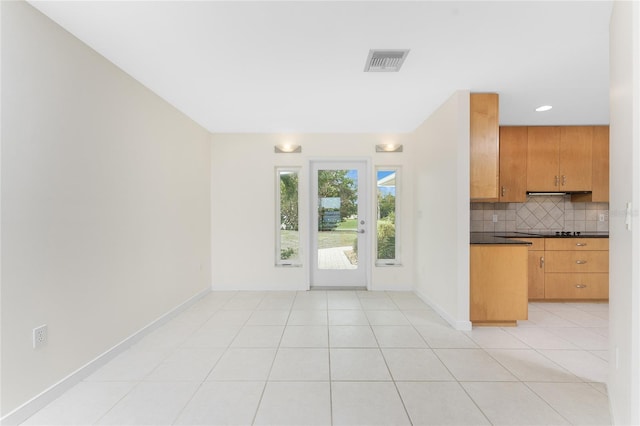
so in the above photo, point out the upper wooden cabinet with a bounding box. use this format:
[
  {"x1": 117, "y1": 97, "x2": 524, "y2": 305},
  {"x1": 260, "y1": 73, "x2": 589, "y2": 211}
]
[
  {"x1": 559, "y1": 126, "x2": 593, "y2": 191},
  {"x1": 526, "y1": 126, "x2": 593, "y2": 192},
  {"x1": 591, "y1": 126, "x2": 610, "y2": 202},
  {"x1": 470, "y1": 93, "x2": 499, "y2": 201},
  {"x1": 499, "y1": 126, "x2": 527, "y2": 202}
]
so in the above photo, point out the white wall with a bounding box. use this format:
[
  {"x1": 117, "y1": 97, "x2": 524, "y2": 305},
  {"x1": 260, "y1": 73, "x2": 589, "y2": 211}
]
[
  {"x1": 608, "y1": 2, "x2": 640, "y2": 424},
  {"x1": 1, "y1": 1, "x2": 211, "y2": 417},
  {"x1": 412, "y1": 91, "x2": 471, "y2": 330},
  {"x1": 210, "y1": 133, "x2": 414, "y2": 291}
]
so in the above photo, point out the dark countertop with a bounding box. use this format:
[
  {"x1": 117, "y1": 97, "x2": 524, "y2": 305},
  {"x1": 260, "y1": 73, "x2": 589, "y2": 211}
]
[
  {"x1": 470, "y1": 231, "x2": 609, "y2": 245},
  {"x1": 470, "y1": 233, "x2": 532, "y2": 245}
]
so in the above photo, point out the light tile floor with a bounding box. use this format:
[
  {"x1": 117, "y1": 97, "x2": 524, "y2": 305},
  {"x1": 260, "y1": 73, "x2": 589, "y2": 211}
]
[{"x1": 21, "y1": 292, "x2": 611, "y2": 425}]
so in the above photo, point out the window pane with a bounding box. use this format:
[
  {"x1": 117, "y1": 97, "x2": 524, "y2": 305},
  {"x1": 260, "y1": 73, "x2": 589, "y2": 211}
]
[
  {"x1": 377, "y1": 169, "x2": 397, "y2": 262},
  {"x1": 278, "y1": 169, "x2": 300, "y2": 264},
  {"x1": 317, "y1": 169, "x2": 358, "y2": 270}
]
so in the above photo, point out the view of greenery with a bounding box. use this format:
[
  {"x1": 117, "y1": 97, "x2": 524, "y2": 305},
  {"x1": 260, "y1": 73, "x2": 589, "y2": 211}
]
[
  {"x1": 376, "y1": 172, "x2": 396, "y2": 260},
  {"x1": 280, "y1": 172, "x2": 299, "y2": 231},
  {"x1": 279, "y1": 168, "x2": 397, "y2": 263}
]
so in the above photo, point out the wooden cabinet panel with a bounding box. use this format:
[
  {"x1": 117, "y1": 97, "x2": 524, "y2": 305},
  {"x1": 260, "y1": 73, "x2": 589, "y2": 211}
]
[
  {"x1": 527, "y1": 127, "x2": 560, "y2": 191},
  {"x1": 545, "y1": 251, "x2": 609, "y2": 273},
  {"x1": 528, "y1": 250, "x2": 545, "y2": 299},
  {"x1": 545, "y1": 273, "x2": 609, "y2": 299},
  {"x1": 526, "y1": 126, "x2": 594, "y2": 192},
  {"x1": 470, "y1": 245, "x2": 528, "y2": 324},
  {"x1": 470, "y1": 93, "x2": 499, "y2": 200},
  {"x1": 499, "y1": 127, "x2": 528, "y2": 202},
  {"x1": 545, "y1": 238, "x2": 609, "y2": 251},
  {"x1": 507, "y1": 237, "x2": 545, "y2": 300},
  {"x1": 559, "y1": 126, "x2": 593, "y2": 191},
  {"x1": 591, "y1": 126, "x2": 610, "y2": 202}
]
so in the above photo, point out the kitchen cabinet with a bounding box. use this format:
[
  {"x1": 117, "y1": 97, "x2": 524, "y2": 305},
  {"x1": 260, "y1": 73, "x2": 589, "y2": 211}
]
[
  {"x1": 470, "y1": 93, "x2": 499, "y2": 201},
  {"x1": 470, "y1": 244, "x2": 528, "y2": 325},
  {"x1": 591, "y1": 126, "x2": 610, "y2": 202},
  {"x1": 526, "y1": 126, "x2": 593, "y2": 192},
  {"x1": 572, "y1": 126, "x2": 610, "y2": 202},
  {"x1": 499, "y1": 126, "x2": 528, "y2": 202},
  {"x1": 544, "y1": 238, "x2": 609, "y2": 300},
  {"x1": 511, "y1": 238, "x2": 545, "y2": 299}
]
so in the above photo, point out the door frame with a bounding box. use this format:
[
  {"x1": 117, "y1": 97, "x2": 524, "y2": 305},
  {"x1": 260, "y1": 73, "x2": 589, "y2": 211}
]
[{"x1": 307, "y1": 158, "x2": 372, "y2": 290}]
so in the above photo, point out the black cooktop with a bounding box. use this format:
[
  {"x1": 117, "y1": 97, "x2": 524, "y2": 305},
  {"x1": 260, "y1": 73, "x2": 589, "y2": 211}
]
[{"x1": 510, "y1": 231, "x2": 609, "y2": 238}]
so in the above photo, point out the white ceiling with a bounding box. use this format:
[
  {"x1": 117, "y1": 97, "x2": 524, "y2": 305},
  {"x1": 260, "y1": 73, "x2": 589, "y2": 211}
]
[{"x1": 28, "y1": 1, "x2": 612, "y2": 133}]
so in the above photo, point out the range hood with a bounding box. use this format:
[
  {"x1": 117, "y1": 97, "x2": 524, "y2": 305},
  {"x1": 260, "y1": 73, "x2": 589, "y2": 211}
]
[{"x1": 527, "y1": 191, "x2": 591, "y2": 196}]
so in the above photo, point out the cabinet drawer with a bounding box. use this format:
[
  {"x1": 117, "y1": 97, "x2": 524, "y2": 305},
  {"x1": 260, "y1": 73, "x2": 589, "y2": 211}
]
[
  {"x1": 545, "y1": 238, "x2": 608, "y2": 251},
  {"x1": 545, "y1": 251, "x2": 608, "y2": 272},
  {"x1": 545, "y1": 273, "x2": 609, "y2": 299}
]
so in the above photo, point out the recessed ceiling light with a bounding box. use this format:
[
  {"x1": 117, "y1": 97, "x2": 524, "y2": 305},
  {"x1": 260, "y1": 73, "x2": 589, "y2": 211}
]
[{"x1": 535, "y1": 105, "x2": 553, "y2": 112}]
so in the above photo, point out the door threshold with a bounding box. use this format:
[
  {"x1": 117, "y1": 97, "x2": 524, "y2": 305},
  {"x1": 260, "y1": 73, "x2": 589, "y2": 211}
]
[{"x1": 310, "y1": 286, "x2": 367, "y2": 291}]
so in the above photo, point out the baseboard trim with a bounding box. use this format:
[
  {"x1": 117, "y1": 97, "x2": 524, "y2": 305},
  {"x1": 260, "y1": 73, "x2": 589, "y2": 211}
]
[
  {"x1": 0, "y1": 287, "x2": 211, "y2": 426},
  {"x1": 413, "y1": 290, "x2": 472, "y2": 331}
]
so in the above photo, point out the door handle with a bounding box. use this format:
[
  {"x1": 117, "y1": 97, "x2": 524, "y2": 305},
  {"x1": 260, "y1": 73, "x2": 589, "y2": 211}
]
[
  {"x1": 358, "y1": 229, "x2": 365, "y2": 234},
  {"x1": 540, "y1": 256, "x2": 544, "y2": 268}
]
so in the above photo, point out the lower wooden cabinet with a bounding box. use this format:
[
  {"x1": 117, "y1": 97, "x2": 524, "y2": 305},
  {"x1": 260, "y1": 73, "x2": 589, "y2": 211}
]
[
  {"x1": 508, "y1": 237, "x2": 609, "y2": 301},
  {"x1": 545, "y1": 251, "x2": 608, "y2": 273},
  {"x1": 545, "y1": 273, "x2": 609, "y2": 299},
  {"x1": 470, "y1": 245, "x2": 528, "y2": 325}
]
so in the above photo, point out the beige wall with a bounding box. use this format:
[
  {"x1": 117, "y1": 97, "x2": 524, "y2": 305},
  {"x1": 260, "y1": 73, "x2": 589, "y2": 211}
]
[
  {"x1": 1, "y1": 1, "x2": 211, "y2": 416},
  {"x1": 412, "y1": 91, "x2": 471, "y2": 330},
  {"x1": 609, "y1": 1, "x2": 640, "y2": 424},
  {"x1": 210, "y1": 133, "x2": 415, "y2": 291}
]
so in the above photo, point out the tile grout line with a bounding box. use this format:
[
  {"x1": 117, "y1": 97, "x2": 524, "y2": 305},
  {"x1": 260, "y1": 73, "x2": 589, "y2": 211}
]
[
  {"x1": 90, "y1": 293, "x2": 239, "y2": 425},
  {"x1": 249, "y1": 291, "x2": 303, "y2": 425},
  {"x1": 172, "y1": 291, "x2": 248, "y2": 425}
]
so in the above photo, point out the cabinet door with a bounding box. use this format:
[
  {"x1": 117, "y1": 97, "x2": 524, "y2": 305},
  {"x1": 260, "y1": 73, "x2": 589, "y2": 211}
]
[
  {"x1": 591, "y1": 126, "x2": 609, "y2": 202},
  {"x1": 470, "y1": 94, "x2": 499, "y2": 200},
  {"x1": 528, "y1": 250, "x2": 545, "y2": 299},
  {"x1": 559, "y1": 126, "x2": 593, "y2": 191},
  {"x1": 499, "y1": 127, "x2": 528, "y2": 202},
  {"x1": 470, "y1": 245, "x2": 528, "y2": 323},
  {"x1": 527, "y1": 127, "x2": 560, "y2": 191}
]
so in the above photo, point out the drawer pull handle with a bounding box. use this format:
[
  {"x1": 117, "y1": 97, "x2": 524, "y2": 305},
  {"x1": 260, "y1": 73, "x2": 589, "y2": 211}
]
[
  {"x1": 576, "y1": 243, "x2": 587, "y2": 247},
  {"x1": 576, "y1": 260, "x2": 588, "y2": 264},
  {"x1": 576, "y1": 284, "x2": 588, "y2": 289}
]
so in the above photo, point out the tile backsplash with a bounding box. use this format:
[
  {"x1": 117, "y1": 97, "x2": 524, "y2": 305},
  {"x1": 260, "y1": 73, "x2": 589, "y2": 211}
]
[{"x1": 471, "y1": 195, "x2": 609, "y2": 233}]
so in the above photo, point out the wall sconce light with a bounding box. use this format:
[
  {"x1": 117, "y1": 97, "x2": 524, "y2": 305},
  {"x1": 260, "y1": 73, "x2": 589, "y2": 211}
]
[
  {"x1": 274, "y1": 144, "x2": 302, "y2": 153},
  {"x1": 376, "y1": 143, "x2": 403, "y2": 153}
]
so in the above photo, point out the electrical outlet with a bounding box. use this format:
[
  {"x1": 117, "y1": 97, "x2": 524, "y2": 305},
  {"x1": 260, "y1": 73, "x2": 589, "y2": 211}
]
[
  {"x1": 492, "y1": 214, "x2": 498, "y2": 223},
  {"x1": 33, "y1": 324, "x2": 48, "y2": 349},
  {"x1": 599, "y1": 213, "x2": 606, "y2": 222}
]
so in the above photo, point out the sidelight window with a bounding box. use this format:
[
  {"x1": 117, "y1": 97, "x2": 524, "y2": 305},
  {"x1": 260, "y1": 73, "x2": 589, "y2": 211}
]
[
  {"x1": 376, "y1": 167, "x2": 400, "y2": 265},
  {"x1": 276, "y1": 167, "x2": 301, "y2": 266}
]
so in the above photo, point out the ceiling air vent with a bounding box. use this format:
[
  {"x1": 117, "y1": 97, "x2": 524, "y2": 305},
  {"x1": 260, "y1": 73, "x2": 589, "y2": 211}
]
[{"x1": 364, "y1": 49, "x2": 410, "y2": 72}]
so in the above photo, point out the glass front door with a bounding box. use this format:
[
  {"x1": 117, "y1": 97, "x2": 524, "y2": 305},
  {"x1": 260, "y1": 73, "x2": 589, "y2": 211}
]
[{"x1": 311, "y1": 161, "x2": 368, "y2": 287}]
